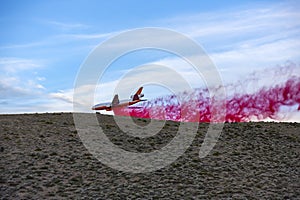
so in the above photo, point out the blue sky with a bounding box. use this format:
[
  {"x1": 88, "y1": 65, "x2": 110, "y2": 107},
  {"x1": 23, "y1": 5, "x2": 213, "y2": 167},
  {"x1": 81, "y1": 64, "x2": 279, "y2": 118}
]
[{"x1": 0, "y1": 0, "x2": 300, "y2": 119}]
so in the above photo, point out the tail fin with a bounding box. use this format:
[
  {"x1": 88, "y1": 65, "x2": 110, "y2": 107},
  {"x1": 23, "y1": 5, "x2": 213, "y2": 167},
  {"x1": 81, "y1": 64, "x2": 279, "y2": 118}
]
[
  {"x1": 132, "y1": 87, "x2": 143, "y2": 101},
  {"x1": 112, "y1": 94, "x2": 119, "y2": 105},
  {"x1": 135, "y1": 87, "x2": 143, "y2": 95}
]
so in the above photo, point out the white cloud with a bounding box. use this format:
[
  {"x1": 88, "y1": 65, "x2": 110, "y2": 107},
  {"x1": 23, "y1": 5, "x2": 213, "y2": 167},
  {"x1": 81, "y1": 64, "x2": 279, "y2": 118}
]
[
  {"x1": 36, "y1": 76, "x2": 46, "y2": 81},
  {"x1": 163, "y1": 4, "x2": 300, "y2": 40},
  {"x1": 0, "y1": 57, "x2": 46, "y2": 101},
  {"x1": 49, "y1": 89, "x2": 74, "y2": 104},
  {"x1": 211, "y1": 39, "x2": 300, "y2": 65},
  {"x1": 0, "y1": 41, "x2": 47, "y2": 49},
  {"x1": 27, "y1": 80, "x2": 45, "y2": 90},
  {"x1": 60, "y1": 32, "x2": 116, "y2": 40},
  {"x1": 0, "y1": 77, "x2": 28, "y2": 98},
  {"x1": 146, "y1": 2, "x2": 300, "y2": 87},
  {"x1": 0, "y1": 57, "x2": 43, "y2": 73},
  {"x1": 158, "y1": 3, "x2": 300, "y2": 64},
  {"x1": 47, "y1": 20, "x2": 90, "y2": 30}
]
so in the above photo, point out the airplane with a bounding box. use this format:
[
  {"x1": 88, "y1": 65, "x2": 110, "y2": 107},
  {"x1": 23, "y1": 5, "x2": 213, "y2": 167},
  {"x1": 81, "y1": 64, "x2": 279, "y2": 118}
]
[{"x1": 92, "y1": 87, "x2": 147, "y2": 111}]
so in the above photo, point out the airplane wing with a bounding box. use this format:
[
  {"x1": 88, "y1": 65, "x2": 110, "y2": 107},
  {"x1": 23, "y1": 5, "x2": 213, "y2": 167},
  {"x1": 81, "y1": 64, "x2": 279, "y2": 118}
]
[
  {"x1": 127, "y1": 106, "x2": 144, "y2": 109},
  {"x1": 112, "y1": 94, "x2": 120, "y2": 105}
]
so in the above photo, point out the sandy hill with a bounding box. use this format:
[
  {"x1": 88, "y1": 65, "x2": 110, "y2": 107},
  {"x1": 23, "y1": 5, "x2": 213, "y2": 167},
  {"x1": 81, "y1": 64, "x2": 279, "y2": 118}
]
[{"x1": 0, "y1": 113, "x2": 299, "y2": 199}]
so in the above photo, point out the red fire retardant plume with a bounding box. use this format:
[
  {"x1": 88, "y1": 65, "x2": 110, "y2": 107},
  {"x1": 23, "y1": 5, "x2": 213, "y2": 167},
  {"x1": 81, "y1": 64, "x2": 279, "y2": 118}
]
[{"x1": 114, "y1": 76, "x2": 300, "y2": 122}]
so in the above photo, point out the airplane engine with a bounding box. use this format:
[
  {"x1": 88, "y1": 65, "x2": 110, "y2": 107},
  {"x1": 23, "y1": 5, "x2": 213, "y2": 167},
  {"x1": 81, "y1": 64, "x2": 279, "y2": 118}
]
[{"x1": 130, "y1": 94, "x2": 144, "y2": 100}]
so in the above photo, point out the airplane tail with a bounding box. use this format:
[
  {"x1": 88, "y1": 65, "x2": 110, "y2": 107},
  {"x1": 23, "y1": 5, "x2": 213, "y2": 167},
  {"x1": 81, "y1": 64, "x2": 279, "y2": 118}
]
[
  {"x1": 131, "y1": 87, "x2": 144, "y2": 101},
  {"x1": 112, "y1": 94, "x2": 120, "y2": 105}
]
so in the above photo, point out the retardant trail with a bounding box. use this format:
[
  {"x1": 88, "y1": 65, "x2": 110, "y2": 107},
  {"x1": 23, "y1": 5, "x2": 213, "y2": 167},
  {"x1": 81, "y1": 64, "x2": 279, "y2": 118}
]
[{"x1": 114, "y1": 76, "x2": 300, "y2": 123}]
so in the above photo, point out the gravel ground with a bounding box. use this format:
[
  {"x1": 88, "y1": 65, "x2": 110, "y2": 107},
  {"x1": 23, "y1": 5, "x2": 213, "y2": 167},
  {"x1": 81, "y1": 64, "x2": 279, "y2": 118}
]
[{"x1": 0, "y1": 113, "x2": 299, "y2": 199}]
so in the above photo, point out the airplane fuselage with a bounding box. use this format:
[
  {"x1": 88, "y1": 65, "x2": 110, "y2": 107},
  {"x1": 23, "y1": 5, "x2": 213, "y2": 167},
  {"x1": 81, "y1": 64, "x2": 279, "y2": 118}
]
[
  {"x1": 92, "y1": 86, "x2": 146, "y2": 111},
  {"x1": 92, "y1": 99, "x2": 144, "y2": 111}
]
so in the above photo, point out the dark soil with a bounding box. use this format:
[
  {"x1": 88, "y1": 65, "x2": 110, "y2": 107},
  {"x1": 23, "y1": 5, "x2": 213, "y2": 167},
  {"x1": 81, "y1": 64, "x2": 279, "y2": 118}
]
[{"x1": 0, "y1": 113, "x2": 299, "y2": 199}]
